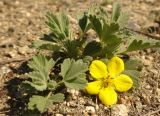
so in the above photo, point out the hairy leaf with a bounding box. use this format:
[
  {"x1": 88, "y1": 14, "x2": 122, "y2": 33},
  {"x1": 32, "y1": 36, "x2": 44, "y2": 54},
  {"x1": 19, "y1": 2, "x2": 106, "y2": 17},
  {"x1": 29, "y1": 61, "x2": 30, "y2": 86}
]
[
  {"x1": 28, "y1": 95, "x2": 49, "y2": 113},
  {"x1": 79, "y1": 13, "x2": 91, "y2": 33},
  {"x1": 25, "y1": 71, "x2": 48, "y2": 91},
  {"x1": 89, "y1": 15, "x2": 103, "y2": 38},
  {"x1": 83, "y1": 41, "x2": 102, "y2": 56},
  {"x1": 61, "y1": 59, "x2": 88, "y2": 90},
  {"x1": 32, "y1": 40, "x2": 61, "y2": 51},
  {"x1": 123, "y1": 59, "x2": 142, "y2": 88},
  {"x1": 117, "y1": 12, "x2": 129, "y2": 28},
  {"x1": 45, "y1": 12, "x2": 72, "y2": 40},
  {"x1": 47, "y1": 80, "x2": 57, "y2": 90},
  {"x1": 112, "y1": 2, "x2": 121, "y2": 22},
  {"x1": 50, "y1": 93, "x2": 64, "y2": 102},
  {"x1": 124, "y1": 58, "x2": 142, "y2": 70},
  {"x1": 125, "y1": 36, "x2": 160, "y2": 52},
  {"x1": 28, "y1": 54, "x2": 55, "y2": 74},
  {"x1": 28, "y1": 93, "x2": 64, "y2": 113},
  {"x1": 123, "y1": 70, "x2": 140, "y2": 88},
  {"x1": 82, "y1": 56, "x2": 93, "y2": 65},
  {"x1": 62, "y1": 39, "x2": 79, "y2": 58},
  {"x1": 64, "y1": 74, "x2": 88, "y2": 90},
  {"x1": 27, "y1": 55, "x2": 55, "y2": 91},
  {"x1": 104, "y1": 22, "x2": 119, "y2": 34},
  {"x1": 101, "y1": 23, "x2": 120, "y2": 44}
]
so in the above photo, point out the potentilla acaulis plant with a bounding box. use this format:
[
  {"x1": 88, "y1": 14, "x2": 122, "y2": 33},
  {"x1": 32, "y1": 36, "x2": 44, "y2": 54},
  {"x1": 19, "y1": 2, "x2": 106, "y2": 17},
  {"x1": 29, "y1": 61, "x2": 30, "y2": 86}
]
[{"x1": 20, "y1": 2, "x2": 160, "y2": 114}]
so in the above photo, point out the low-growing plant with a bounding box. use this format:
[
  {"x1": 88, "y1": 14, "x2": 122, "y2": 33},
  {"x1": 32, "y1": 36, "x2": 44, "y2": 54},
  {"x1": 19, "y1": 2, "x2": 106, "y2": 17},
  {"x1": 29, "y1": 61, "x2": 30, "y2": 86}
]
[
  {"x1": 21, "y1": 2, "x2": 160, "y2": 114},
  {"x1": 24, "y1": 54, "x2": 88, "y2": 113}
]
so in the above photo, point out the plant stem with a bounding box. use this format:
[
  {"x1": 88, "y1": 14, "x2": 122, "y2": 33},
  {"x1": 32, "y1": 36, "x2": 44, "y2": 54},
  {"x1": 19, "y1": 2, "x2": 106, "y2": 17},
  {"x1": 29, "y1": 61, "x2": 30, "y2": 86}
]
[
  {"x1": 46, "y1": 91, "x2": 52, "y2": 99},
  {"x1": 47, "y1": 81, "x2": 64, "y2": 99},
  {"x1": 55, "y1": 81, "x2": 64, "y2": 89},
  {"x1": 109, "y1": 107, "x2": 112, "y2": 116}
]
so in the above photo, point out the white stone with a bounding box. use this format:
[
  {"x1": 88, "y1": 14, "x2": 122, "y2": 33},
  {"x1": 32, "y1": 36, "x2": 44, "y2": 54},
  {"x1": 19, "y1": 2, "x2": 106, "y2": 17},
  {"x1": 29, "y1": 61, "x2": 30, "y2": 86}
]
[
  {"x1": 156, "y1": 88, "x2": 160, "y2": 96},
  {"x1": 86, "y1": 106, "x2": 95, "y2": 113},
  {"x1": 55, "y1": 114, "x2": 63, "y2": 116},
  {"x1": 112, "y1": 104, "x2": 129, "y2": 116}
]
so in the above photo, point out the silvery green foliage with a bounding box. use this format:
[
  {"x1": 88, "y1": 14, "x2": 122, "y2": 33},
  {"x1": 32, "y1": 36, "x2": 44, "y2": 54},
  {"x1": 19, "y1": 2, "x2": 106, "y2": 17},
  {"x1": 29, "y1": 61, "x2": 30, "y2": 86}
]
[
  {"x1": 25, "y1": 54, "x2": 55, "y2": 91},
  {"x1": 85, "y1": 3, "x2": 160, "y2": 58},
  {"x1": 124, "y1": 58, "x2": 142, "y2": 87},
  {"x1": 32, "y1": 3, "x2": 160, "y2": 59},
  {"x1": 28, "y1": 93, "x2": 64, "y2": 113},
  {"x1": 61, "y1": 58, "x2": 88, "y2": 90},
  {"x1": 25, "y1": 55, "x2": 88, "y2": 113}
]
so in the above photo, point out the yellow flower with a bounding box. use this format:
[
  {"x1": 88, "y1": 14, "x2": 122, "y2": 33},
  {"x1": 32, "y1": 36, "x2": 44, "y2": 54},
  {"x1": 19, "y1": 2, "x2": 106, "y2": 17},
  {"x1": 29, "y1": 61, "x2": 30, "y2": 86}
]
[{"x1": 86, "y1": 56, "x2": 133, "y2": 106}]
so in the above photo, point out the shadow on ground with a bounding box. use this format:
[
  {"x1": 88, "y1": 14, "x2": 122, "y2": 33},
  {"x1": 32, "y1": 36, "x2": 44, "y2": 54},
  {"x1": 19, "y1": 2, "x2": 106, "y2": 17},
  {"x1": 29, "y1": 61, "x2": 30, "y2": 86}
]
[{"x1": 4, "y1": 62, "x2": 43, "y2": 116}]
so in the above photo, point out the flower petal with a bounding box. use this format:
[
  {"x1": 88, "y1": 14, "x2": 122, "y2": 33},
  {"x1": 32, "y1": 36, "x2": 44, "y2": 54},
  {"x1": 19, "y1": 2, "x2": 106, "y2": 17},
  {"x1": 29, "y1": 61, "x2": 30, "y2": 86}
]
[
  {"x1": 113, "y1": 74, "x2": 133, "y2": 92},
  {"x1": 89, "y1": 60, "x2": 108, "y2": 79},
  {"x1": 107, "y1": 56, "x2": 124, "y2": 77},
  {"x1": 99, "y1": 86, "x2": 117, "y2": 106},
  {"x1": 86, "y1": 81, "x2": 103, "y2": 95}
]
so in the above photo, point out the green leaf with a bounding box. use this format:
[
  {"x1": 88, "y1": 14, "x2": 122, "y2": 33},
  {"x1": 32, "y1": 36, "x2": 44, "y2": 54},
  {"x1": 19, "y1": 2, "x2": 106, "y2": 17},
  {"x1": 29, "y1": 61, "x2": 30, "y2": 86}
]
[
  {"x1": 41, "y1": 33, "x2": 59, "y2": 42},
  {"x1": 88, "y1": 4, "x2": 109, "y2": 20},
  {"x1": 112, "y1": 2, "x2": 121, "y2": 22},
  {"x1": 89, "y1": 15, "x2": 103, "y2": 37},
  {"x1": 28, "y1": 54, "x2": 55, "y2": 74},
  {"x1": 117, "y1": 12, "x2": 129, "y2": 28},
  {"x1": 101, "y1": 22, "x2": 119, "y2": 40},
  {"x1": 50, "y1": 93, "x2": 64, "y2": 102},
  {"x1": 63, "y1": 39, "x2": 79, "y2": 58},
  {"x1": 79, "y1": 13, "x2": 91, "y2": 33},
  {"x1": 64, "y1": 73, "x2": 88, "y2": 90},
  {"x1": 123, "y1": 59, "x2": 142, "y2": 88},
  {"x1": 27, "y1": 55, "x2": 55, "y2": 91},
  {"x1": 88, "y1": 3, "x2": 98, "y2": 16},
  {"x1": 61, "y1": 59, "x2": 88, "y2": 90},
  {"x1": 32, "y1": 40, "x2": 61, "y2": 51},
  {"x1": 83, "y1": 41, "x2": 102, "y2": 56},
  {"x1": 25, "y1": 71, "x2": 48, "y2": 91},
  {"x1": 47, "y1": 80, "x2": 57, "y2": 90},
  {"x1": 82, "y1": 56, "x2": 93, "y2": 65},
  {"x1": 101, "y1": 41, "x2": 121, "y2": 58},
  {"x1": 28, "y1": 95, "x2": 49, "y2": 113},
  {"x1": 45, "y1": 12, "x2": 72, "y2": 40},
  {"x1": 28, "y1": 93, "x2": 64, "y2": 113},
  {"x1": 124, "y1": 58, "x2": 142, "y2": 70},
  {"x1": 101, "y1": 22, "x2": 120, "y2": 44},
  {"x1": 123, "y1": 70, "x2": 140, "y2": 88},
  {"x1": 125, "y1": 36, "x2": 160, "y2": 52},
  {"x1": 126, "y1": 39, "x2": 150, "y2": 52}
]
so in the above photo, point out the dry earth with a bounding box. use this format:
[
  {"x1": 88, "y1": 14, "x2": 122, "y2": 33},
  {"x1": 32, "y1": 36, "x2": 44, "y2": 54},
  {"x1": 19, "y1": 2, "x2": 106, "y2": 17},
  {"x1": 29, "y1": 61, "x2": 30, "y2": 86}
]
[{"x1": 0, "y1": 0, "x2": 160, "y2": 116}]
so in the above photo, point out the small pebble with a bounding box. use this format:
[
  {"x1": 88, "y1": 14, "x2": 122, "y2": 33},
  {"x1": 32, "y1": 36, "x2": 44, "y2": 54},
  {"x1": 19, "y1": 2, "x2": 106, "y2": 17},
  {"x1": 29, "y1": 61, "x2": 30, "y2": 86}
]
[
  {"x1": 156, "y1": 88, "x2": 160, "y2": 103},
  {"x1": 106, "y1": 5, "x2": 112, "y2": 12},
  {"x1": 18, "y1": 45, "x2": 29, "y2": 55},
  {"x1": 136, "y1": 102, "x2": 143, "y2": 109},
  {"x1": 55, "y1": 114, "x2": 63, "y2": 116},
  {"x1": 86, "y1": 106, "x2": 95, "y2": 114},
  {"x1": 145, "y1": 85, "x2": 151, "y2": 89},
  {"x1": 95, "y1": 104, "x2": 99, "y2": 110},
  {"x1": 112, "y1": 104, "x2": 129, "y2": 116},
  {"x1": 67, "y1": 89, "x2": 79, "y2": 100},
  {"x1": 67, "y1": 101, "x2": 77, "y2": 107},
  {"x1": 156, "y1": 88, "x2": 160, "y2": 96},
  {"x1": 7, "y1": 49, "x2": 18, "y2": 58}
]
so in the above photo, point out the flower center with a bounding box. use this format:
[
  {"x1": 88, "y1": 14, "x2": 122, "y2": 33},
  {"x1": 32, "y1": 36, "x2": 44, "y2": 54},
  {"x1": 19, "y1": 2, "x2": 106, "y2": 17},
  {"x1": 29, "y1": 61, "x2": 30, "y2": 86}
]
[{"x1": 103, "y1": 75, "x2": 114, "y2": 87}]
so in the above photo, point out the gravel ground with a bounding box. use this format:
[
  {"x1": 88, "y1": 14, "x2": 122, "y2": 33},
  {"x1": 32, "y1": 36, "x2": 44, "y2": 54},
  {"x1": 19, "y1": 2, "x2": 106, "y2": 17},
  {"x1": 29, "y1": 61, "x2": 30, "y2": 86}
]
[{"x1": 0, "y1": 0, "x2": 160, "y2": 116}]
